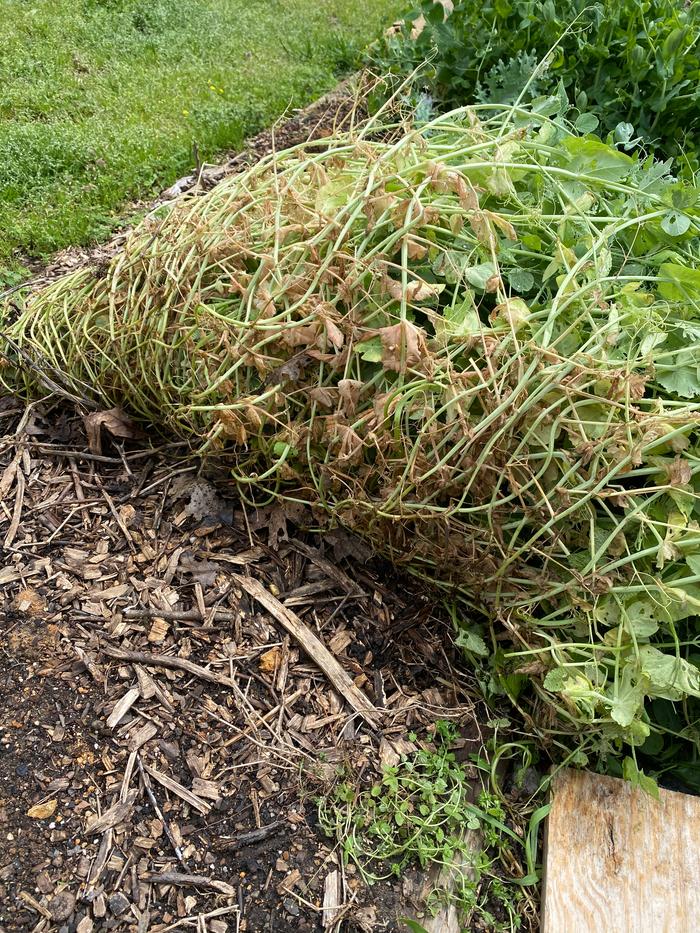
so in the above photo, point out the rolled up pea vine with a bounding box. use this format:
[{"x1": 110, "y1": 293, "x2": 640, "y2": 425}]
[{"x1": 6, "y1": 103, "x2": 700, "y2": 775}]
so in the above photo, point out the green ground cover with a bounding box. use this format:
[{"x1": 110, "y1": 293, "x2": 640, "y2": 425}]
[{"x1": 0, "y1": 0, "x2": 401, "y2": 283}]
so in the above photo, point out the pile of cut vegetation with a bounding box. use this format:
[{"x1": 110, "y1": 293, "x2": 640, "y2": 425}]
[{"x1": 6, "y1": 104, "x2": 700, "y2": 779}]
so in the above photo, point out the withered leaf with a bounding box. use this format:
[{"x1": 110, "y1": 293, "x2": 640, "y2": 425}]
[
  {"x1": 264, "y1": 352, "x2": 311, "y2": 388},
  {"x1": 378, "y1": 321, "x2": 429, "y2": 373},
  {"x1": 338, "y1": 379, "x2": 363, "y2": 416},
  {"x1": 486, "y1": 210, "x2": 517, "y2": 241},
  {"x1": 178, "y1": 550, "x2": 221, "y2": 587},
  {"x1": 308, "y1": 386, "x2": 335, "y2": 408},
  {"x1": 668, "y1": 456, "x2": 692, "y2": 487},
  {"x1": 84, "y1": 408, "x2": 142, "y2": 455},
  {"x1": 405, "y1": 236, "x2": 428, "y2": 260},
  {"x1": 382, "y1": 274, "x2": 444, "y2": 303},
  {"x1": 324, "y1": 318, "x2": 345, "y2": 350},
  {"x1": 334, "y1": 423, "x2": 364, "y2": 465}
]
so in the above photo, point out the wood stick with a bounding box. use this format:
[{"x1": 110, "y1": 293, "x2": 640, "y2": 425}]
[
  {"x1": 233, "y1": 574, "x2": 379, "y2": 727},
  {"x1": 123, "y1": 608, "x2": 238, "y2": 622},
  {"x1": 137, "y1": 755, "x2": 185, "y2": 865},
  {"x1": 145, "y1": 872, "x2": 234, "y2": 896},
  {"x1": 143, "y1": 765, "x2": 210, "y2": 815},
  {"x1": 100, "y1": 644, "x2": 239, "y2": 689}
]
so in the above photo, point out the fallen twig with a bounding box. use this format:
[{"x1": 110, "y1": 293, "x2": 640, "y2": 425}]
[
  {"x1": 214, "y1": 821, "x2": 283, "y2": 850},
  {"x1": 136, "y1": 755, "x2": 186, "y2": 865},
  {"x1": 145, "y1": 872, "x2": 235, "y2": 896},
  {"x1": 143, "y1": 764, "x2": 211, "y2": 815},
  {"x1": 100, "y1": 644, "x2": 239, "y2": 690},
  {"x1": 233, "y1": 574, "x2": 380, "y2": 728}
]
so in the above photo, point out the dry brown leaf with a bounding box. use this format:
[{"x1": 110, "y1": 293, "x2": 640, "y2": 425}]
[
  {"x1": 0, "y1": 452, "x2": 21, "y2": 499},
  {"x1": 486, "y1": 210, "x2": 517, "y2": 241},
  {"x1": 382, "y1": 273, "x2": 443, "y2": 304},
  {"x1": 259, "y1": 646, "x2": 282, "y2": 673},
  {"x1": 469, "y1": 211, "x2": 496, "y2": 249},
  {"x1": 410, "y1": 12, "x2": 426, "y2": 38},
  {"x1": 405, "y1": 236, "x2": 428, "y2": 260},
  {"x1": 668, "y1": 456, "x2": 692, "y2": 487},
  {"x1": 267, "y1": 505, "x2": 289, "y2": 547},
  {"x1": 409, "y1": 279, "x2": 444, "y2": 301},
  {"x1": 331, "y1": 422, "x2": 364, "y2": 465},
  {"x1": 324, "y1": 318, "x2": 345, "y2": 351},
  {"x1": 308, "y1": 386, "x2": 336, "y2": 408},
  {"x1": 178, "y1": 551, "x2": 221, "y2": 587},
  {"x1": 27, "y1": 799, "x2": 58, "y2": 819},
  {"x1": 338, "y1": 379, "x2": 363, "y2": 417},
  {"x1": 217, "y1": 409, "x2": 248, "y2": 444},
  {"x1": 379, "y1": 321, "x2": 429, "y2": 373},
  {"x1": 84, "y1": 407, "x2": 141, "y2": 455}
]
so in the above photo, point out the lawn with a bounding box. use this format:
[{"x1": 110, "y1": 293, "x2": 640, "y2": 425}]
[{"x1": 0, "y1": 0, "x2": 402, "y2": 283}]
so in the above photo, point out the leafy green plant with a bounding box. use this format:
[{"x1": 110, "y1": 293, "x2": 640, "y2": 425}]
[
  {"x1": 317, "y1": 722, "x2": 532, "y2": 929},
  {"x1": 369, "y1": 0, "x2": 700, "y2": 170}
]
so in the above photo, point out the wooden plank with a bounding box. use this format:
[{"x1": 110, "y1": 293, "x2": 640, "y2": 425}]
[
  {"x1": 543, "y1": 768, "x2": 700, "y2": 933},
  {"x1": 404, "y1": 829, "x2": 481, "y2": 932}
]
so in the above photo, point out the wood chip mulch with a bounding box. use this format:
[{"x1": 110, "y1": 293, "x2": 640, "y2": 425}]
[{"x1": 0, "y1": 399, "x2": 483, "y2": 933}]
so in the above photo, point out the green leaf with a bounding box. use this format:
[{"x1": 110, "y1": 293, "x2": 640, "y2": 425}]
[
  {"x1": 661, "y1": 211, "x2": 691, "y2": 237},
  {"x1": 623, "y1": 600, "x2": 659, "y2": 638},
  {"x1": 574, "y1": 112, "x2": 599, "y2": 134},
  {"x1": 315, "y1": 173, "x2": 358, "y2": 216},
  {"x1": 658, "y1": 263, "x2": 700, "y2": 302},
  {"x1": 455, "y1": 628, "x2": 489, "y2": 657},
  {"x1": 613, "y1": 122, "x2": 635, "y2": 145},
  {"x1": 655, "y1": 365, "x2": 700, "y2": 399},
  {"x1": 505, "y1": 267, "x2": 535, "y2": 291},
  {"x1": 638, "y1": 645, "x2": 700, "y2": 701},
  {"x1": 464, "y1": 261, "x2": 497, "y2": 290},
  {"x1": 662, "y1": 28, "x2": 687, "y2": 64},
  {"x1": 622, "y1": 756, "x2": 659, "y2": 799},
  {"x1": 672, "y1": 187, "x2": 697, "y2": 210},
  {"x1": 543, "y1": 668, "x2": 568, "y2": 691},
  {"x1": 562, "y1": 137, "x2": 634, "y2": 182},
  {"x1": 401, "y1": 920, "x2": 431, "y2": 933},
  {"x1": 608, "y1": 667, "x2": 644, "y2": 728},
  {"x1": 357, "y1": 336, "x2": 383, "y2": 363},
  {"x1": 436, "y1": 295, "x2": 485, "y2": 341},
  {"x1": 432, "y1": 249, "x2": 470, "y2": 284}
]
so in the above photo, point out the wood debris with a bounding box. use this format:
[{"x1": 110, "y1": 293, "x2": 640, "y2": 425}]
[{"x1": 0, "y1": 399, "x2": 484, "y2": 931}]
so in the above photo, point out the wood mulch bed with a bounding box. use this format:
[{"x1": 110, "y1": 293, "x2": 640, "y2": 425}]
[{"x1": 0, "y1": 399, "x2": 484, "y2": 932}]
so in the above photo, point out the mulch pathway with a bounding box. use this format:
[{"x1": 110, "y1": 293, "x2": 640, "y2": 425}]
[{"x1": 0, "y1": 399, "x2": 482, "y2": 933}]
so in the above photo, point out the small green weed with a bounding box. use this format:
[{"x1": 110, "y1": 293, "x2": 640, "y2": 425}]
[{"x1": 317, "y1": 721, "x2": 536, "y2": 931}]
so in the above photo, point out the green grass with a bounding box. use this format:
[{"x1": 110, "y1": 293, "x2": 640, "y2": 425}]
[{"x1": 0, "y1": 0, "x2": 402, "y2": 283}]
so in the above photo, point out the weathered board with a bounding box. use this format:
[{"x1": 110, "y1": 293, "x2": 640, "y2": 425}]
[
  {"x1": 405, "y1": 829, "x2": 481, "y2": 933},
  {"x1": 543, "y1": 768, "x2": 700, "y2": 933}
]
